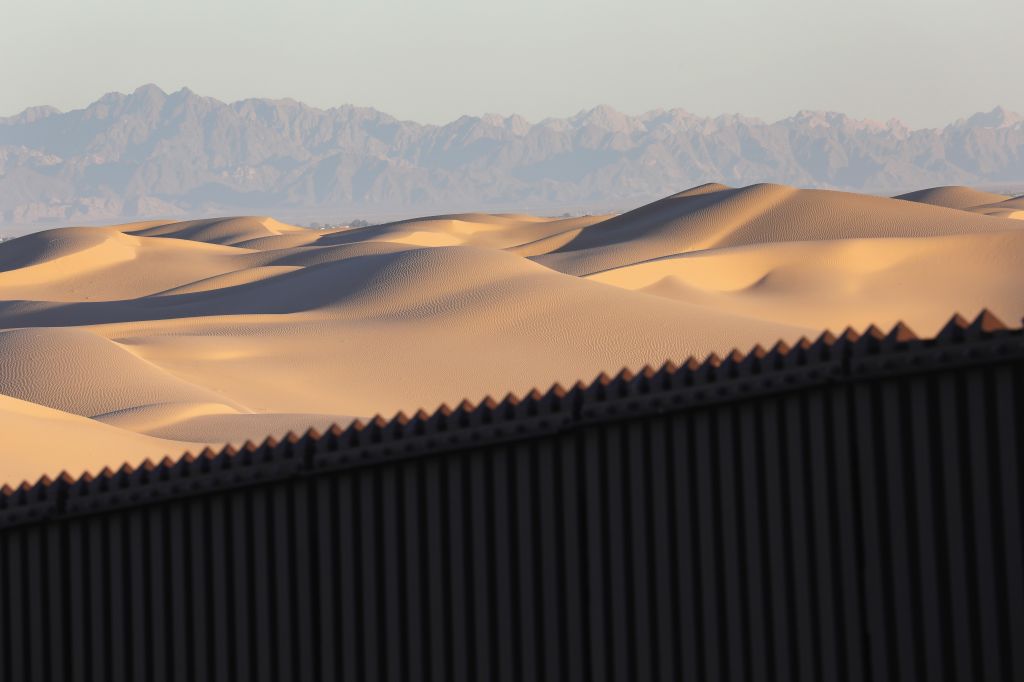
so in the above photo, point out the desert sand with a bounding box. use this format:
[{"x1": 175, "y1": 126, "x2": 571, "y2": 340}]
[{"x1": 2, "y1": 183, "x2": 1022, "y2": 484}]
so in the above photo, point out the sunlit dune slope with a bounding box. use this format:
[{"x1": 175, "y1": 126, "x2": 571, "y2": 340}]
[
  {"x1": 895, "y1": 185, "x2": 1024, "y2": 220},
  {"x1": 966, "y1": 196, "x2": 1024, "y2": 220},
  {"x1": 535, "y1": 183, "x2": 1024, "y2": 276},
  {"x1": 126, "y1": 216, "x2": 312, "y2": 246},
  {"x1": 894, "y1": 185, "x2": 1011, "y2": 210},
  {"x1": 0, "y1": 393, "x2": 204, "y2": 486},
  {"x1": 588, "y1": 231, "x2": 1024, "y2": 331},
  {"x1": 1, "y1": 183, "x2": 1022, "y2": 483}
]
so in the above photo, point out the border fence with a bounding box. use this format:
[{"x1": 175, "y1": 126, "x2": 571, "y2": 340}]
[{"x1": 1, "y1": 311, "x2": 1022, "y2": 682}]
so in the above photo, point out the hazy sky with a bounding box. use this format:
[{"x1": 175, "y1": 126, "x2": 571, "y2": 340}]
[{"x1": 3, "y1": 0, "x2": 1022, "y2": 127}]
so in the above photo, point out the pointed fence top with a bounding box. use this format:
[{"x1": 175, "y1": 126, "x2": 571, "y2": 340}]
[{"x1": 1, "y1": 310, "x2": 1020, "y2": 500}]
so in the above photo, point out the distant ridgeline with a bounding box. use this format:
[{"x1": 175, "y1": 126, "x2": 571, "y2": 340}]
[
  {"x1": 0, "y1": 310, "x2": 1022, "y2": 681},
  {"x1": 1, "y1": 84, "x2": 1023, "y2": 226}
]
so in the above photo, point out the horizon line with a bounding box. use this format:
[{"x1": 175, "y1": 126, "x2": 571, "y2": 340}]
[{"x1": 4, "y1": 83, "x2": 1020, "y2": 133}]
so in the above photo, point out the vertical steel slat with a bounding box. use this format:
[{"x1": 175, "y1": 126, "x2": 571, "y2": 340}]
[
  {"x1": 908, "y1": 375, "x2": 950, "y2": 682},
  {"x1": 88, "y1": 518, "x2": 108, "y2": 682},
  {"x1": 853, "y1": 381, "x2": 893, "y2": 682},
  {"x1": 272, "y1": 484, "x2": 297, "y2": 682},
  {"x1": 424, "y1": 455, "x2": 449, "y2": 682},
  {"x1": 761, "y1": 397, "x2": 795, "y2": 682},
  {"x1": 536, "y1": 437, "x2": 564, "y2": 682},
  {"x1": 68, "y1": 519, "x2": 90, "y2": 682},
  {"x1": 827, "y1": 384, "x2": 866, "y2": 682},
  {"x1": 558, "y1": 431, "x2": 587, "y2": 682},
  {"x1": 168, "y1": 502, "x2": 190, "y2": 682},
  {"x1": 805, "y1": 389, "x2": 841, "y2": 682},
  {"x1": 0, "y1": 524, "x2": 7, "y2": 682},
  {"x1": 469, "y1": 449, "x2": 495, "y2": 682},
  {"x1": 783, "y1": 393, "x2": 820, "y2": 682},
  {"x1": 694, "y1": 408, "x2": 723, "y2": 682},
  {"x1": 315, "y1": 476, "x2": 339, "y2": 682},
  {"x1": 582, "y1": 425, "x2": 610, "y2": 682},
  {"x1": 378, "y1": 466, "x2": 404, "y2": 682},
  {"x1": 489, "y1": 446, "x2": 517, "y2": 682},
  {"x1": 446, "y1": 455, "x2": 471, "y2": 682},
  {"x1": 879, "y1": 379, "x2": 921, "y2": 682},
  {"x1": 603, "y1": 422, "x2": 632, "y2": 682},
  {"x1": 25, "y1": 526, "x2": 46, "y2": 682},
  {"x1": 148, "y1": 507, "x2": 170, "y2": 682},
  {"x1": 337, "y1": 475, "x2": 360, "y2": 682},
  {"x1": 187, "y1": 499, "x2": 210, "y2": 682},
  {"x1": 357, "y1": 471, "x2": 380, "y2": 682},
  {"x1": 7, "y1": 530, "x2": 26, "y2": 682},
  {"x1": 993, "y1": 367, "x2": 1024, "y2": 681},
  {"x1": 402, "y1": 464, "x2": 426, "y2": 682},
  {"x1": 292, "y1": 480, "x2": 316, "y2": 682},
  {"x1": 716, "y1": 405, "x2": 749, "y2": 682},
  {"x1": 230, "y1": 490, "x2": 254, "y2": 682},
  {"x1": 106, "y1": 515, "x2": 127, "y2": 682},
  {"x1": 669, "y1": 411, "x2": 702, "y2": 682},
  {"x1": 626, "y1": 419, "x2": 654, "y2": 682},
  {"x1": 127, "y1": 510, "x2": 149, "y2": 682},
  {"x1": 937, "y1": 373, "x2": 980, "y2": 681},
  {"x1": 738, "y1": 401, "x2": 771, "y2": 682},
  {"x1": 250, "y1": 488, "x2": 275, "y2": 682},
  {"x1": 514, "y1": 440, "x2": 541, "y2": 681},
  {"x1": 208, "y1": 495, "x2": 231, "y2": 682},
  {"x1": 45, "y1": 523, "x2": 67, "y2": 682},
  {"x1": 964, "y1": 368, "x2": 1007, "y2": 681},
  {"x1": 647, "y1": 415, "x2": 679, "y2": 682}
]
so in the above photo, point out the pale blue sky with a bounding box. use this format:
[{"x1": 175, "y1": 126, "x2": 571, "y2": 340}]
[{"x1": 3, "y1": 0, "x2": 1022, "y2": 127}]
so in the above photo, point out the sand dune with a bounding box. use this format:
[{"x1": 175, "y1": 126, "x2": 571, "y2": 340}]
[
  {"x1": 536, "y1": 183, "x2": 1024, "y2": 276},
  {"x1": 127, "y1": 216, "x2": 311, "y2": 246},
  {"x1": 317, "y1": 213, "x2": 609, "y2": 250},
  {"x1": 588, "y1": 231, "x2": 1024, "y2": 331},
  {"x1": 0, "y1": 393, "x2": 204, "y2": 486},
  {"x1": 966, "y1": 196, "x2": 1024, "y2": 220},
  {"x1": 1, "y1": 182, "x2": 1022, "y2": 483},
  {"x1": 894, "y1": 185, "x2": 1011, "y2": 210},
  {"x1": 0, "y1": 327, "x2": 244, "y2": 417},
  {"x1": 895, "y1": 185, "x2": 1024, "y2": 220}
]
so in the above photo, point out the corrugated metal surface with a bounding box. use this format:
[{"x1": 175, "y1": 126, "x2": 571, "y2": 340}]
[{"x1": 1, "y1": 312, "x2": 1023, "y2": 681}]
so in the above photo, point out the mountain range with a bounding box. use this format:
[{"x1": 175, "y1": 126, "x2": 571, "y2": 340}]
[{"x1": 2, "y1": 84, "x2": 1022, "y2": 229}]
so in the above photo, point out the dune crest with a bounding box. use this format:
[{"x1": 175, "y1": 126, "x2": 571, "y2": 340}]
[
  {"x1": 1, "y1": 183, "x2": 1022, "y2": 483},
  {"x1": 894, "y1": 185, "x2": 1011, "y2": 210}
]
